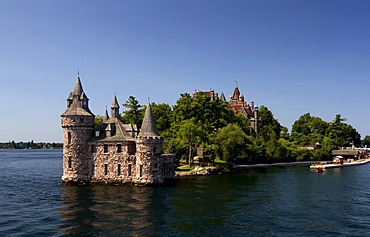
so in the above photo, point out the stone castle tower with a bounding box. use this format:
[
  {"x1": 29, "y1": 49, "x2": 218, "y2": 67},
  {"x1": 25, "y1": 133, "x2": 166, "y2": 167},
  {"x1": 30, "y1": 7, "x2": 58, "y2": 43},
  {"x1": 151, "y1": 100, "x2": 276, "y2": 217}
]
[
  {"x1": 61, "y1": 76, "x2": 175, "y2": 185},
  {"x1": 135, "y1": 104, "x2": 165, "y2": 183},
  {"x1": 61, "y1": 77, "x2": 95, "y2": 183}
]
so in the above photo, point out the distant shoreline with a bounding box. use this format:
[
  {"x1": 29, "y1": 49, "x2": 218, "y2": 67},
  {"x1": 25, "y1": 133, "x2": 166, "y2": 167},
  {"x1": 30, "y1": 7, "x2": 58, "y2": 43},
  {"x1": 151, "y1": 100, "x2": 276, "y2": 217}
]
[
  {"x1": 176, "y1": 161, "x2": 318, "y2": 177},
  {"x1": 0, "y1": 141, "x2": 62, "y2": 150},
  {"x1": 233, "y1": 161, "x2": 316, "y2": 170},
  {"x1": 0, "y1": 147, "x2": 62, "y2": 150},
  {"x1": 233, "y1": 160, "x2": 324, "y2": 170}
]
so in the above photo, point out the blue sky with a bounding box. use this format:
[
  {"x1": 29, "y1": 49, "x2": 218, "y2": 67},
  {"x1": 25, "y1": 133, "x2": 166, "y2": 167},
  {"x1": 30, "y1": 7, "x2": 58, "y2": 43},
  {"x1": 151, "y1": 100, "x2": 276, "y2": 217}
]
[{"x1": 1, "y1": 0, "x2": 370, "y2": 142}]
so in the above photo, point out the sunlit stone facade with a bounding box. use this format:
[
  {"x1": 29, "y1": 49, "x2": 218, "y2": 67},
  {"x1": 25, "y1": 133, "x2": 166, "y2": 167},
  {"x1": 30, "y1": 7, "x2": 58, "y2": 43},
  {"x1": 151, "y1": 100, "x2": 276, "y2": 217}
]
[{"x1": 61, "y1": 76, "x2": 175, "y2": 185}]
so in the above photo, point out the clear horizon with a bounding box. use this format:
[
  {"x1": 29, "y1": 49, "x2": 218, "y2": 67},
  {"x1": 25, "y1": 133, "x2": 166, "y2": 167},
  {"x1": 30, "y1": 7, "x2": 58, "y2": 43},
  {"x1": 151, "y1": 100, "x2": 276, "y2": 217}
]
[{"x1": 1, "y1": 0, "x2": 370, "y2": 142}]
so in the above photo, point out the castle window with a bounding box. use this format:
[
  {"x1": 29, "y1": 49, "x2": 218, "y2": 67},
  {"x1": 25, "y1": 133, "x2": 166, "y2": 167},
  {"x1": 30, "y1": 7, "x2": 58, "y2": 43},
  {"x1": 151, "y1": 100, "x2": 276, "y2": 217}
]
[
  {"x1": 128, "y1": 164, "x2": 132, "y2": 176},
  {"x1": 128, "y1": 143, "x2": 136, "y2": 155},
  {"x1": 104, "y1": 164, "x2": 108, "y2": 176},
  {"x1": 90, "y1": 145, "x2": 96, "y2": 153},
  {"x1": 104, "y1": 144, "x2": 108, "y2": 153},
  {"x1": 153, "y1": 146, "x2": 157, "y2": 154},
  {"x1": 68, "y1": 157, "x2": 72, "y2": 169},
  {"x1": 117, "y1": 164, "x2": 121, "y2": 175},
  {"x1": 139, "y1": 165, "x2": 143, "y2": 177},
  {"x1": 67, "y1": 132, "x2": 71, "y2": 144},
  {"x1": 117, "y1": 144, "x2": 122, "y2": 153},
  {"x1": 80, "y1": 118, "x2": 84, "y2": 122},
  {"x1": 95, "y1": 131, "x2": 100, "y2": 137}
]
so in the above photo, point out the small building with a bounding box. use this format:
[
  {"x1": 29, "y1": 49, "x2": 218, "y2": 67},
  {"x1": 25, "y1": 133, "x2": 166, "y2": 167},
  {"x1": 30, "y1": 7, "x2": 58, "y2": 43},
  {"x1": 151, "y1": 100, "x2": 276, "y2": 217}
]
[
  {"x1": 331, "y1": 149, "x2": 365, "y2": 161},
  {"x1": 61, "y1": 76, "x2": 175, "y2": 185}
]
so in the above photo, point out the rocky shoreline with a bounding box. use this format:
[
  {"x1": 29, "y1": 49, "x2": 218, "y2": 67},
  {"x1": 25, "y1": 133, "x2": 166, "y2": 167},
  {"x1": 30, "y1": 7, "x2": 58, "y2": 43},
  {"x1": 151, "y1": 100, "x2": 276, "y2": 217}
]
[{"x1": 175, "y1": 161, "x2": 315, "y2": 177}]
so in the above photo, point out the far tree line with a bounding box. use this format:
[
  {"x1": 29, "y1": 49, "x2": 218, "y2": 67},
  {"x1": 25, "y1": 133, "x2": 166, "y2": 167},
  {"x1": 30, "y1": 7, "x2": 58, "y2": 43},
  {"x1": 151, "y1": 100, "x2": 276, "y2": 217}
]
[
  {"x1": 102, "y1": 93, "x2": 364, "y2": 168},
  {"x1": 0, "y1": 141, "x2": 62, "y2": 149}
]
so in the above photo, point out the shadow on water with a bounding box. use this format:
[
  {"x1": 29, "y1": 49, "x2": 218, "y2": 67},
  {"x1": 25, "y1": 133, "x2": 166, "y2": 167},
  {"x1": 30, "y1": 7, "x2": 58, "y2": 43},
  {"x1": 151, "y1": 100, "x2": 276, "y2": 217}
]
[
  {"x1": 56, "y1": 174, "x2": 260, "y2": 237},
  {"x1": 55, "y1": 164, "x2": 370, "y2": 236},
  {"x1": 57, "y1": 184, "x2": 171, "y2": 236}
]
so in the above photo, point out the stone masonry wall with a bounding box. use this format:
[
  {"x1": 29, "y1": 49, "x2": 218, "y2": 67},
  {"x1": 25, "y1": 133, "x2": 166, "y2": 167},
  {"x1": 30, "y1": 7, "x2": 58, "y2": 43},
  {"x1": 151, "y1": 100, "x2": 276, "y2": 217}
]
[
  {"x1": 91, "y1": 142, "x2": 137, "y2": 184},
  {"x1": 134, "y1": 137, "x2": 167, "y2": 184},
  {"x1": 61, "y1": 116, "x2": 94, "y2": 184},
  {"x1": 161, "y1": 154, "x2": 176, "y2": 180}
]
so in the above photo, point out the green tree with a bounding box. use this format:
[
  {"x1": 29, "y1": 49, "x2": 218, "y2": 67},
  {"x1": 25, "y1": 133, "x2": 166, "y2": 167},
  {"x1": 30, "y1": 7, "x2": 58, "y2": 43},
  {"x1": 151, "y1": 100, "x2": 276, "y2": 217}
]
[
  {"x1": 233, "y1": 113, "x2": 252, "y2": 135},
  {"x1": 122, "y1": 96, "x2": 143, "y2": 128},
  {"x1": 94, "y1": 115, "x2": 104, "y2": 128},
  {"x1": 174, "y1": 118, "x2": 203, "y2": 165},
  {"x1": 150, "y1": 102, "x2": 172, "y2": 134},
  {"x1": 326, "y1": 114, "x2": 361, "y2": 147},
  {"x1": 362, "y1": 135, "x2": 370, "y2": 147},
  {"x1": 170, "y1": 92, "x2": 234, "y2": 160},
  {"x1": 291, "y1": 113, "x2": 328, "y2": 146},
  {"x1": 172, "y1": 93, "x2": 194, "y2": 122},
  {"x1": 215, "y1": 124, "x2": 252, "y2": 167},
  {"x1": 258, "y1": 106, "x2": 282, "y2": 143}
]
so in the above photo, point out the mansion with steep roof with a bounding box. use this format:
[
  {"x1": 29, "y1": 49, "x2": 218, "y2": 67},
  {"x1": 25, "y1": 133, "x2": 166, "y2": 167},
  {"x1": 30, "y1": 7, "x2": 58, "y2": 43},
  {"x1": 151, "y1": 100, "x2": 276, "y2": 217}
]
[
  {"x1": 193, "y1": 84, "x2": 260, "y2": 135},
  {"x1": 61, "y1": 77, "x2": 175, "y2": 185}
]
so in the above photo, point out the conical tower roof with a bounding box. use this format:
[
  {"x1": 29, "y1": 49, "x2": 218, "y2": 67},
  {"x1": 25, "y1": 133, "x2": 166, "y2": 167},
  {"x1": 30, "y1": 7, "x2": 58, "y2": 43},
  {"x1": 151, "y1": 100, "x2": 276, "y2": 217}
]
[
  {"x1": 232, "y1": 85, "x2": 240, "y2": 100},
  {"x1": 72, "y1": 77, "x2": 83, "y2": 96},
  {"x1": 111, "y1": 95, "x2": 120, "y2": 108},
  {"x1": 220, "y1": 92, "x2": 226, "y2": 101},
  {"x1": 62, "y1": 76, "x2": 94, "y2": 117},
  {"x1": 138, "y1": 103, "x2": 159, "y2": 138},
  {"x1": 104, "y1": 107, "x2": 110, "y2": 120}
]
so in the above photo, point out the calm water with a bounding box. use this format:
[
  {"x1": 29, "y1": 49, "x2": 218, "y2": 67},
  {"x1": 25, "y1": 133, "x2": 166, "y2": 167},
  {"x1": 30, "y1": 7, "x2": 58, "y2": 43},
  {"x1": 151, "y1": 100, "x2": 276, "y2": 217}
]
[{"x1": 1, "y1": 150, "x2": 370, "y2": 236}]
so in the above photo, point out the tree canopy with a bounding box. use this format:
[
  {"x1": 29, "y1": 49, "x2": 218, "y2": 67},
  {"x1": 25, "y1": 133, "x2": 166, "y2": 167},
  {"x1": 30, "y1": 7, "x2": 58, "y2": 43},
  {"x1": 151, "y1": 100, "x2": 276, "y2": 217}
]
[
  {"x1": 109, "y1": 94, "x2": 364, "y2": 168},
  {"x1": 121, "y1": 96, "x2": 143, "y2": 128}
]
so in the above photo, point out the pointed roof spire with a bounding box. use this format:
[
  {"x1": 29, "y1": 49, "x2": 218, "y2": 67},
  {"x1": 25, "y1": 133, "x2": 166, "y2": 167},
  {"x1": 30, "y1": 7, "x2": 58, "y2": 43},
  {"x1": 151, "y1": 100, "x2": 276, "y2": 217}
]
[
  {"x1": 220, "y1": 92, "x2": 226, "y2": 102},
  {"x1": 104, "y1": 106, "x2": 110, "y2": 120},
  {"x1": 232, "y1": 84, "x2": 240, "y2": 100},
  {"x1": 72, "y1": 76, "x2": 84, "y2": 96},
  {"x1": 111, "y1": 94, "x2": 120, "y2": 108},
  {"x1": 138, "y1": 103, "x2": 159, "y2": 138}
]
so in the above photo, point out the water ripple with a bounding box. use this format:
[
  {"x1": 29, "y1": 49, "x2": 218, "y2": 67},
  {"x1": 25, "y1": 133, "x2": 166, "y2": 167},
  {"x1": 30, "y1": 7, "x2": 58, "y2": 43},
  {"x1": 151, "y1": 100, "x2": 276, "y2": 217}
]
[{"x1": 2, "y1": 150, "x2": 370, "y2": 236}]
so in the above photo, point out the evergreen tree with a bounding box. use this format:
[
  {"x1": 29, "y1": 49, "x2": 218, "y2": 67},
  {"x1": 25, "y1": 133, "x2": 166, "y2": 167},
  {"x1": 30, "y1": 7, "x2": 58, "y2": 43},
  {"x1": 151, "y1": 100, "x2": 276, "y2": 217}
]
[{"x1": 122, "y1": 96, "x2": 143, "y2": 129}]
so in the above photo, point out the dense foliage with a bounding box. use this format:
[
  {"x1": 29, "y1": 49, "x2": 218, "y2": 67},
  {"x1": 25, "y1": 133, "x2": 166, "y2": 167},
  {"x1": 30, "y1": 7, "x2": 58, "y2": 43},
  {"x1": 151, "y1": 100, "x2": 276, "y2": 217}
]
[{"x1": 116, "y1": 94, "x2": 364, "y2": 168}]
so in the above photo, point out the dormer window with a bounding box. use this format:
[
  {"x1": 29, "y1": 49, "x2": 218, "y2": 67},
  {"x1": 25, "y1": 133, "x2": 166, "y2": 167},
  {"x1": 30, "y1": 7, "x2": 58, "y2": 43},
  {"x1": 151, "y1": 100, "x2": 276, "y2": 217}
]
[
  {"x1": 95, "y1": 131, "x2": 100, "y2": 137},
  {"x1": 105, "y1": 124, "x2": 112, "y2": 137}
]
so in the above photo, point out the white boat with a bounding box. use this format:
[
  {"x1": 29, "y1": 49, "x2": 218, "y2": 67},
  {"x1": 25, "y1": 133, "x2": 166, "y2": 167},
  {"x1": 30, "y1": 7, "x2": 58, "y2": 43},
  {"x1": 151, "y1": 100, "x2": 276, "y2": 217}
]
[{"x1": 310, "y1": 158, "x2": 370, "y2": 169}]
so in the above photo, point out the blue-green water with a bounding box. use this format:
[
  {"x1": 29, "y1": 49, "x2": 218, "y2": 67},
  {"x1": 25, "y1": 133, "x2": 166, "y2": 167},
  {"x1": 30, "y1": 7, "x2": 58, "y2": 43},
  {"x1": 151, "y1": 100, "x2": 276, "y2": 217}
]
[{"x1": 1, "y1": 150, "x2": 370, "y2": 236}]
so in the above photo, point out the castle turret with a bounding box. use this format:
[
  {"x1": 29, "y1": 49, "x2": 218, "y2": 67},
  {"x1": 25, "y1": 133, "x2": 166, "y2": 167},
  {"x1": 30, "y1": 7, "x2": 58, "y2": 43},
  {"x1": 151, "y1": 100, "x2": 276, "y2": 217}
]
[
  {"x1": 61, "y1": 76, "x2": 95, "y2": 184},
  {"x1": 135, "y1": 103, "x2": 164, "y2": 184},
  {"x1": 111, "y1": 95, "x2": 120, "y2": 119},
  {"x1": 104, "y1": 107, "x2": 110, "y2": 121}
]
